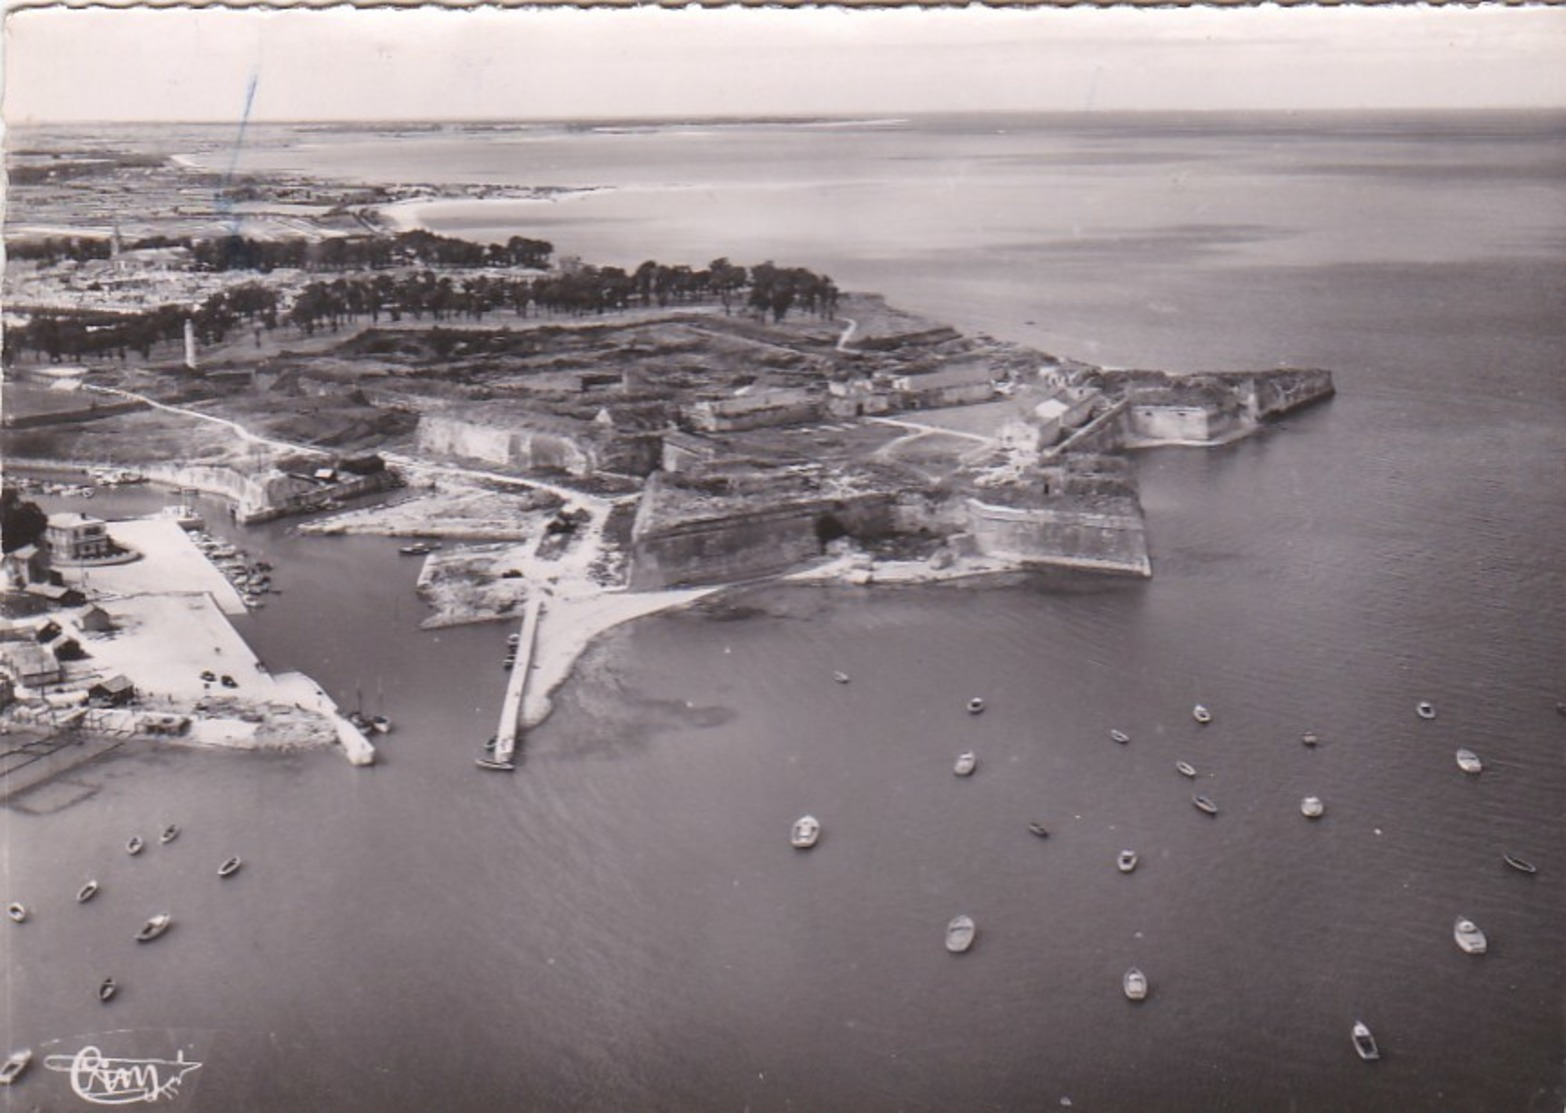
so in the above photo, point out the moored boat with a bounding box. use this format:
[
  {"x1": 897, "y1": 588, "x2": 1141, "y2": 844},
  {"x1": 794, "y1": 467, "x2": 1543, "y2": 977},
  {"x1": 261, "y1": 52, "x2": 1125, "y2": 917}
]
[
  {"x1": 1117, "y1": 850, "x2": 1138, "y2": 873},
  {"x1": 1352, "y1": 1021, "x2": 1380, "y2": 1061},
  {"x1": 1453, "y1": 916, "x2": 1487, "y2": 955},
  {"x1": 1192, "y1": 795, "x2": 1218, "y2": 816},
  {"x1": 398, "y1": 543, "x2": 433, "y2": 556},
  {"x1": 1301, "y1": 796, "x2": 1325, "y2": 819},
  {"x1": 370, "y1": 715, "x2": 392, "y2": 734},
  {"x1": 1123, "y1": 967, "x2": 1148, "y2": 1001},
  {"x1": 136, "y1": 913, "x2": 172, "y2": 942},
  {"x1": 966, "y1": 697, "x2": 985, "y2": 715},
  {"x1": 475, "y1": 756, "x2": 516, "y2": 772},
  {"x1": 1175, "y1": 760, "x2": 1197, "y2": 778},
  {"x1": 791, "y1": 815, "x2": 821, "y2": 849},
  {"x1": 77, "y1": 880, "x2": 99, "y2": 903},
  {"x1": 5, "y1": 902, "x2": 26, "y2": 924},
  {"x1": 1109, "y1": 729, "x2": 1130, "y2": 744},
  {"x1": 1416, "y1": 701, "x2": 1436, "y2": 720},
  {"x1": 218, "y1": 856, "x2": 243, "y2": 878},
  {"x1": 1192, "y1": 704, "x2": 1212, "y2": 724},
  {"x1": 1455, "y1": 748, "x2": 1482, "y2": 774},
  {"x1": 1502, "y1": 853, "x2": 1537, "y2": 875},
  {"x1": 1027, "y1": 822, "x2": 1050, "y2": 839},
  {"x1": 126, "y1": 835, "x2": 144, "y2": 855},
  {"x1": 98, "y1": 977, "x2": 117, "y2": 1003},
  {"x1": 954, "y1": 751, "x2": 977, "y2": 776},
  {"x1": 160, "y1": 824, "x2": 180, "y2": 844},
  {"x1": 0, "y1": 1048, "x2": 32, "y2": 1086},
  {"x1": 946, "y1": 915, "x2": 976, "y2": 954}
]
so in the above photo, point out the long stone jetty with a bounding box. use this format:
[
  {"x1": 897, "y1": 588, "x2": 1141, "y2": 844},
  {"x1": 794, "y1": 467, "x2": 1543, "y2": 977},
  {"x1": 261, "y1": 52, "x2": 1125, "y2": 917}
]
[{"x1": 486, "y1": 596, "x2": 542, "y2": 769}]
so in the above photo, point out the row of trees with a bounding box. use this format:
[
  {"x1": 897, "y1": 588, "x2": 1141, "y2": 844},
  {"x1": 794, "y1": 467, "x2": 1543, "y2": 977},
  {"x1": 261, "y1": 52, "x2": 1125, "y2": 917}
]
[
  {"x1": 189, "y1": 230, "x2": 555, "y2": 273},
  {"x1": 3, "y1": 251, "x2": 840, "y2": 364}
]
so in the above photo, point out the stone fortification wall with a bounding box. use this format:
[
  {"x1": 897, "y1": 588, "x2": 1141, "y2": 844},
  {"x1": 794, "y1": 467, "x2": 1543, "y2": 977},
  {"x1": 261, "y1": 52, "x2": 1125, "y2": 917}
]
[
  {"x1": 1239, "y1": 369, "x2": 1336, "y2": 420},
  {"x1": 142, "y1": 462, "x2": 400, "y2": 524},
  {"x1": 141, "y1": 462, "x2": 299, "y2": 514},
  {"x1": 1048, "y1": 400, "x2": 1128, "y2": 458},
  {"x1": 629, "y1": 482, "x2": 894, "y2": 590},
  {"x1": 963, "y1": 497, "x2": 1151, "y2": 577},
  {"x1": 629, "y1": 503, "x2": 830, "y2": 590},
  {"x1": 417, "y1": 414, "x2": 599, "y2": 476}
]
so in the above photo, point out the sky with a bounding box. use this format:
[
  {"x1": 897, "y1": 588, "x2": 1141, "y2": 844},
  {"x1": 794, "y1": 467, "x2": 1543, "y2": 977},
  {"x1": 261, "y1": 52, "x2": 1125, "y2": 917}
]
[{"x1": 3, "y1": 4, "x2": 1565, "y2": 124}]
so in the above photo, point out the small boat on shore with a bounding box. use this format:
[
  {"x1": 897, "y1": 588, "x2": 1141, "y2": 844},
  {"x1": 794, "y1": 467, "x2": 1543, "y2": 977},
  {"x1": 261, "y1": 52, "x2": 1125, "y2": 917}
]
[
  {"x1": 1352, "y1": 1021, "x2": 1380, "y2": 1061},
  {"x1": 1175, "y1": 760, "x2": 1197, "y2": 778},
  {"x1": 1192, "y1": 795, "x2": 1218, "y2": 816},
  {"x1": 1453, "y1": 916, "x2": 1488, "y2": 954},
  {"x1": 791, "y1": 815, "x2": 821, "y2": 849},
  {"x1": 98, "y1": 977, "x2": 117, "y2": 1003},
  {"x1": 946, "y1": 915, "x2": 976, "y2": 954},
  {"x1": 218, "y1": 857, "x2": 243, "y2": 878},
  {"x1": 1301, "y1": 796, "x2": 1324, "y2": 819},
  {"x1": 1109, "y1": 729, "x2": 1130, "y2": 744},
  {"x1": 6, "y1": 902, "x2": 26, "y2": 924},
  {"x1": 1117, "y1": 850, "x2": 1138, "y2": 873},
  {"x1": 1302, "y1": 731, "x2": 1319, "y2": 747},
  {"x1": 954, "y1": 751, "x2": 977, "y2": 776},
  {"x1": 1123, "y1": 968, "x2": 1148, "y2": 1001},
  {"x1": 1416, "y1": 701, "x2": 1436, "y2": 720},
  {"x1": 77, "y1": 880, "x2": 99, "y2": 903},
  {"x1": 126, "y1": 835, "x2": 144, "y2": 856},
  {"x1": 1028, "y1": 822, "x2": 1050, "y2": 839},
  {"x1": 1193, "y1": 705, "x2": 1212, "y2": 725},
  {"x1": 1503, "y1": 853, "x2": 1538, "y2": 875},
  {"x1": 1455, "y1": 749, "x2": 1482, "y2": 774},
  {"x1": 966, "y1": 697, "x2": 985, "y2": 715},
  {"x1": 0, "y1": 1049, "x2": 32, "y2": 1086},
  {"x1": 136, "y1": 913, "x2": 172, "y2": 942},
  {"x1": 833, "y1": 671, "x2": 850, "y2": 685}
]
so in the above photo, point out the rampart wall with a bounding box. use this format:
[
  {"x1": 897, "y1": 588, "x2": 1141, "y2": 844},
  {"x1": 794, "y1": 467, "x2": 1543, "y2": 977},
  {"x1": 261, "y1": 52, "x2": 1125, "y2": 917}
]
[{"x1": 963, "y1": 497, "x2": 1151, "y2": 577}]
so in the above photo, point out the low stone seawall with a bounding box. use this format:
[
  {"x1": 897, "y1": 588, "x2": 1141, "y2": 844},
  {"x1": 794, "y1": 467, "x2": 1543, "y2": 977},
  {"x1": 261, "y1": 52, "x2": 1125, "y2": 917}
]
[{"x1": 964, "y1": 497, "x2": 1151, "y2": 577}]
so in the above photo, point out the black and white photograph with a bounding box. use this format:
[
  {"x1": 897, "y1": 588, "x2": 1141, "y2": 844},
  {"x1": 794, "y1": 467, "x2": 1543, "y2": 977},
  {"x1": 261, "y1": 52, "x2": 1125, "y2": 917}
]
[{"x1": 1, "y1": 3, "x2": 1563, "y2": 1110}]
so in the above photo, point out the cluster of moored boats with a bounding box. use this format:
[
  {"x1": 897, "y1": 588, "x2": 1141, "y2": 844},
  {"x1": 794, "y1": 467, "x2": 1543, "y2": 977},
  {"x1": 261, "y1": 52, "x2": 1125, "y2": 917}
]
[
  {"x1": 786, "y1": 679, "x2": 1545, "y2": 1060},
  {"x1": 3, "y1": 820, "x2": 246, "y2": 1082},
  {"x1": 192, "y1": 530, "x2": 276, "y2": 610}
]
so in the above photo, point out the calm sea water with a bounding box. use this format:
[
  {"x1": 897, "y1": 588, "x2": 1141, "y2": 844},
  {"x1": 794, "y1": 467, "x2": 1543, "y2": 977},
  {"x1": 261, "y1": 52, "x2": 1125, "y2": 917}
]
[{"x1": 5, "y1": 113, "x2": 1565, "y2": 1111}]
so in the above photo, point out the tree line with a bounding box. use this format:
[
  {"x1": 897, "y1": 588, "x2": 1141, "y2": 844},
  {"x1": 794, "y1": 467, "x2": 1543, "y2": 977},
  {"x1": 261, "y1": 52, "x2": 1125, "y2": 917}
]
[{"x1": 3, "y1": 237, "x2": 839, "y2": 364}]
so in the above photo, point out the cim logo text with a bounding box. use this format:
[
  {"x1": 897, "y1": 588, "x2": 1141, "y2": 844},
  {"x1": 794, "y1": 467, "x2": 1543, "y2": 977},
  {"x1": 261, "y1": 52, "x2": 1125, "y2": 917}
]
[{"x1": 44, "y1": 1046, "x2": 203, "y2": 1105}]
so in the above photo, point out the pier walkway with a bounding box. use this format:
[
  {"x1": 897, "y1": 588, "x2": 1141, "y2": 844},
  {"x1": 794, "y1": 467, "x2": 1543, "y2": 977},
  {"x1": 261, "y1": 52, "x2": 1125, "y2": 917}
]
[{"x1": 487, "y1": 596, "x2": 543, "y2": 770}]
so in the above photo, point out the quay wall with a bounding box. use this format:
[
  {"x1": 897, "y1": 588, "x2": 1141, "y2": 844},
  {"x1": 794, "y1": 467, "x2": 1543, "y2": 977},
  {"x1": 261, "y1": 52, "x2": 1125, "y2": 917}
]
[{"x1": 963, "y1": 497, "x2": 1151, "y2": 577}]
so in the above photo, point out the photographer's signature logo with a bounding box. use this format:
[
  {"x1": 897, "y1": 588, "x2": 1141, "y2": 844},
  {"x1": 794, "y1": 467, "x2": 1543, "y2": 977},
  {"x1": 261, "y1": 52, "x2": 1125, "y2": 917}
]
[{"x1": 44, "y1": 1045, "x2": 202, "y2": 1105}]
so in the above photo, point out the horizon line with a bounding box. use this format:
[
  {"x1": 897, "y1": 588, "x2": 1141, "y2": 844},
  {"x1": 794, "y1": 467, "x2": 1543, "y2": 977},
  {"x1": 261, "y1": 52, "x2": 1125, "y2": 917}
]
[{"x1": 11, "y1": 105, "x2": 1566, "y2": 128}]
